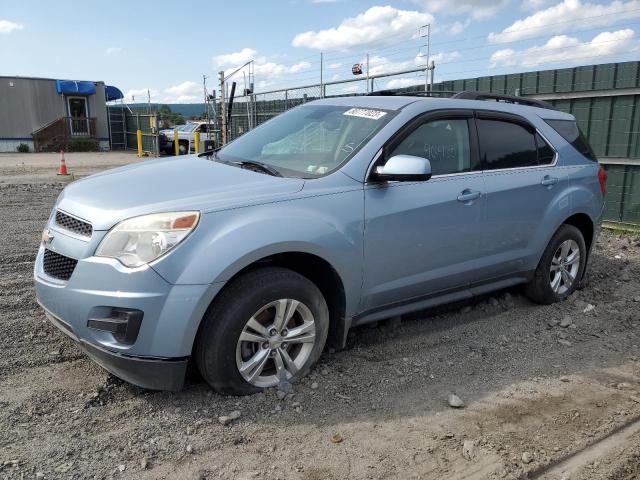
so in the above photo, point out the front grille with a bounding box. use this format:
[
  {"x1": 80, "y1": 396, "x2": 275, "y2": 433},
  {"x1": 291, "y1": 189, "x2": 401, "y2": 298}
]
[
  {"x1": 55, "y1": 211, "x2": 93, "y2": 237},
  {"x1": 43, "y1": 249, "x2": 78, "y2": 281}
]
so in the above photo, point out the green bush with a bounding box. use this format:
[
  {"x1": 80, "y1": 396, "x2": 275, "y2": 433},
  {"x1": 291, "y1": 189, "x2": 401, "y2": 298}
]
[
  {"x1": 67, "y1": 139, "x2": 99, "y2": 152},
  {"x1": 16, "y1": 143, "x2": 29, "y2": 153}
]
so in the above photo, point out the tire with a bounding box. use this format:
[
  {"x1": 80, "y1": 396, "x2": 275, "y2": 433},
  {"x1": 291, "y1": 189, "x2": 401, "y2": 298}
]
[
  {"x1": 178, "y1": 142, "x2": 188, "y2": 155},
  {"x1": 525, "y1": 224, "x2": 586, "y2": 305},
  {"x1": 195, "y1": 267, "x2": 329, "y2": 395}
]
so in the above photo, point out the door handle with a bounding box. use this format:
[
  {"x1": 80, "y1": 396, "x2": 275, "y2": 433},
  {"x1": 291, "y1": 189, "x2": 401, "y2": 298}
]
[
  {"x1": 457, "y1": 189, "x2": 481, "y2": 203},
  {"x1": 541, "y1": 175, "x2": 559, "y2": 187}
]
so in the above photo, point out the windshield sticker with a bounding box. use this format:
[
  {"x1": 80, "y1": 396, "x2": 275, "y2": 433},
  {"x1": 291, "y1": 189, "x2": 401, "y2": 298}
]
[{"x1": 343, "y1": 108, "x2": 387, "y2": 120}]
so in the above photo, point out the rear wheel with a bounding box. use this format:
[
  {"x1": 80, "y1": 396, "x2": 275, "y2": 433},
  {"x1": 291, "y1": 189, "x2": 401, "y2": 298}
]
[
  {"x1": 178, "y1": 141, "x2": 188, "y2": 155},
  {"x1": 525, "y1": 224, "x2": 586, "y2": 304},
  {"x1": 195, "y1": 267, "x2": 329, "y2": 395}
]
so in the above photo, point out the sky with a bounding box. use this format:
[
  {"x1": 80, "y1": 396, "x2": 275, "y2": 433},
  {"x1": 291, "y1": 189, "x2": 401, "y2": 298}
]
[{"x1": 1, "y1": 0, "x2": 640, "y2": 103}]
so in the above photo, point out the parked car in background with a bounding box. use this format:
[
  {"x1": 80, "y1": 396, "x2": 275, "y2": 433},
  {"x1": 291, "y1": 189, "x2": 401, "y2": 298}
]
[
  {"x1": 160, "y1": 121, "x2": 215, "y2": 155},
  {"x1": 35, "y1": 92, "x2": 605, "y2": 395}
]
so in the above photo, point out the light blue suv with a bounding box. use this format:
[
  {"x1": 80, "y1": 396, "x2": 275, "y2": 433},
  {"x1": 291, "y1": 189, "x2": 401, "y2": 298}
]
[{"x1": 35, "y1": 92, "x2": 606, "y2": 394}]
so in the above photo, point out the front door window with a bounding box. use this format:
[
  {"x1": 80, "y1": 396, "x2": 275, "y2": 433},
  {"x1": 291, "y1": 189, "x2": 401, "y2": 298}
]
[{"x1": 67, "y1": 97, "x2": 88, "y2": 135}]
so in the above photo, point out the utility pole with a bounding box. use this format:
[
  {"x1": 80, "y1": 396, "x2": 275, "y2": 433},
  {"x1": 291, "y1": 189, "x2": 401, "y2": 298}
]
[
  {"x1": 366, "y1": 53, "x2": 370, "y2": 93},
  {"x1": 420, "y1": 24, "x2": 431, "y2": 92},
  {"x1": 429, "y1": 60, "x2": 435, "y2": 93},
  {"x1": 219, "y1": 70, "x2": 227, "y2": 145},
  {"x1": 320, "y1": 52, "x2": 324, "y2": 98}
]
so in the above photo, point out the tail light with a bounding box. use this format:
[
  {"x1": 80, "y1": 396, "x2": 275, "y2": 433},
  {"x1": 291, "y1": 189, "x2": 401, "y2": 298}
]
[{"x1": 598, "y1": 166, "x2": 608, "y2": 195}]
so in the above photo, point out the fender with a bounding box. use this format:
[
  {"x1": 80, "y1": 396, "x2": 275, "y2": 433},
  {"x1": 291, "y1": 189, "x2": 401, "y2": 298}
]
[
  {"x1": 529, "y1": 162, "x2": 601, "y2": 271},
  {"x1": 151, "y1": 188, "x2": 365, "y2": 318}
]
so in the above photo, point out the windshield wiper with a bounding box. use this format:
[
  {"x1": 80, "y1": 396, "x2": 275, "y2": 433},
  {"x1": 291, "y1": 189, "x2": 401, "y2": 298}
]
[{"x1": 232, "y1": 160, "x2": 283, "y2": 177}]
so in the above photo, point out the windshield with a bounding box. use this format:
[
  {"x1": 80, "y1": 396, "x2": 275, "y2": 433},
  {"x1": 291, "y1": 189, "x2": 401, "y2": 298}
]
[
  {"x1": 217, "y1": 104, "x2": 394, "y2": 178},
  {"x1": 179, "y1": 123, "x2": 198, "y2": 132}
]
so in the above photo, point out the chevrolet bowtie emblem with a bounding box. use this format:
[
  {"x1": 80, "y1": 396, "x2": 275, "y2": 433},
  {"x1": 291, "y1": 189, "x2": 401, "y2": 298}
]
[{"x1": 41, "y1": 229, "x2": 54, "y2": 245}]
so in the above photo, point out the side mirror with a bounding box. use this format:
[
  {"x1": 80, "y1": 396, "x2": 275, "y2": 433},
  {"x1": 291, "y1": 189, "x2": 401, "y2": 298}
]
[{"x1": 373, "y1": 155, "x2": 432, "y2": 182}]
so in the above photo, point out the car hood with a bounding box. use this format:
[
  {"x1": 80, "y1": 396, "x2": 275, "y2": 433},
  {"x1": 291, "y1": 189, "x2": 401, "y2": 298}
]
[{"x1": 56, "y1": 155, "x2": 305, "y2": 230}]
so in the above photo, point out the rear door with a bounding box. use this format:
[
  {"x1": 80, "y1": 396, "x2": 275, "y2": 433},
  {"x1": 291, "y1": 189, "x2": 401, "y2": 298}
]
[
  {"x1": 361, "y1": 110, "x2": 487, "y2": 311},
  {"x1": 476, "y1": 111, "x2": 566, "y2": 281}
]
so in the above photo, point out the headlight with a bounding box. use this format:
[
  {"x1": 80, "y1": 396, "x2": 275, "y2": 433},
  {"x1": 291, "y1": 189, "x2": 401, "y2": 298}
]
[{"x1": 96, "y1": 211, "x2": 199, "y2": 267}]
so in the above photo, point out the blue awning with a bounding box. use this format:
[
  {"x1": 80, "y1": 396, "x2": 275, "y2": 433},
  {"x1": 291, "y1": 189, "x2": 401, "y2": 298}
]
[
  {"x1": 55, "y1": 79, "x2": 96, "y2": 95},
  {"x1": 105, "y1": 85, "x2": 124, "y2": 101}
]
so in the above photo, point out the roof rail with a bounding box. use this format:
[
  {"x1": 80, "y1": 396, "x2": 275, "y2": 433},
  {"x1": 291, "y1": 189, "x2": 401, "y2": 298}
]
[
  {"x1": 366, "y1": 90, "x2": 458, "y2": 98},
  {"x1": 451, "y1": 91, "x2": 555, "y2": 110}
]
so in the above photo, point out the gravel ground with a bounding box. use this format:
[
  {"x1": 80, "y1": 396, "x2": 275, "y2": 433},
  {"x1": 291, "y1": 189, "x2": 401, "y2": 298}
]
[{"x1": 1, "y1": 155, "x2": 640, "y2": 479}]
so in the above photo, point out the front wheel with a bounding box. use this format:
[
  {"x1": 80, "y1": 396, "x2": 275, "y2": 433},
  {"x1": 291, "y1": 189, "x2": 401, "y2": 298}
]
[
  {"x1": 525, "y1": 224, "x2": 586, "y2": 304},
  {"x1": 195, "y1": 267, "x2": 329, "y2": 395}
]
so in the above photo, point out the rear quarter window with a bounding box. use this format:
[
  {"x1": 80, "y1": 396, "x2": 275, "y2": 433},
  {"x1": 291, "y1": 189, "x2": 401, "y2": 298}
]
[{"x1": 545, "y1": 119, "x2": 597, "y2": 162}]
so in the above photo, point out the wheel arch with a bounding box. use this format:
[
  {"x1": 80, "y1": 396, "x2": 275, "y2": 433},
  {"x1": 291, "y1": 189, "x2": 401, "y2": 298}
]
[{"x1": 194, "y1": 250, "x2": 349, "y2": 354}]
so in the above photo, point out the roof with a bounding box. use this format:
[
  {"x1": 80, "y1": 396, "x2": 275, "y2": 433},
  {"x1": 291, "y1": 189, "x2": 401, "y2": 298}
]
[{"x1": 311, "y1": 95, "x2": 574, "y2": 120}]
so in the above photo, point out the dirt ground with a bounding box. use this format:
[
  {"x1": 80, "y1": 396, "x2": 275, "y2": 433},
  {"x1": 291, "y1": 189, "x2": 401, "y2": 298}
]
[{"x1": 1, "y1": 153, "x2": 640, "y2": 480}]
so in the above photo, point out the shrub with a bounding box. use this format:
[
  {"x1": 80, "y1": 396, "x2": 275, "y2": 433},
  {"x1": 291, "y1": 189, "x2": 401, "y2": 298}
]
[
  {"x1": 16, "y1": 143, "x2": 29, "y2": 153},
  {"x1": 67, "y1": 139, "x2": 99, "y2": 152}
]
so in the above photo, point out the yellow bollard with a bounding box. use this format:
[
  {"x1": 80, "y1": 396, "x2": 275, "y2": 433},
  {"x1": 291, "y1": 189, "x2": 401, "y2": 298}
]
[
  {"x1": 194, "y1": 131, "x2": 200, "y2": 154},
  {"x1": 136, "y1": 129, "x2": 143, "y2": 158},
  {"x1": 174, "y1": 129, "x2": 179, "y2": 156}
]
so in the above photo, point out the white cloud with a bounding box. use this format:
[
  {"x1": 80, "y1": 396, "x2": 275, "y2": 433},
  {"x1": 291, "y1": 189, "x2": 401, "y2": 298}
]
[
  {"x1": 419, "y1": 0, "x2": 508, "y2": 19},
  {"x1": 292, "y1": 6, "x2": 433, "y2": 50},
  {"x1": 385, "y1": 77, "x2": 423, "y2": 88},
  {"x1": 289, "y1": 61, "x2": 312, "y2": 73},
  {"x1": 163, "y1": 81, "x2": 201, "y2": 102},
  {"x1": 489, "y1": 28, "x2": 638, "y2": 67},
  {"x1": 0, "y1": 19, "x2": 23, "y2": 34},
  {"x1": 215, "y1": 47, "x2": 257, "y2": 66},
  {"x1": 446, "y1": 20, "x2": 471, "y2": 35},
  {"x1": 521, "y1": 0, "x2": 554, "y2": 10},
  {"x1": 489, "y1": 0, "x2": 640, "y2": 43},
  {"x1": 341, "y1": 85, "x2": 362, "y2": 93},
  {"x1": 105, "y1": 47, "x2": 122, "y2": 55},
  {"x1": 327, "y1": 62, "x2": 343, "y2": 69},
  {"x1": 215, "y1": 48, "x2": 315, "y2": 87}
]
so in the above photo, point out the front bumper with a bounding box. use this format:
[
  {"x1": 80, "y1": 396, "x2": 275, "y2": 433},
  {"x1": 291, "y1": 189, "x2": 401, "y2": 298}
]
[
  {"x1": 42, "y1": 306, "x2": 187, "y2": 390},
  {"x1": 34, "y1": 237, "x2": 222, "y2": 390}
]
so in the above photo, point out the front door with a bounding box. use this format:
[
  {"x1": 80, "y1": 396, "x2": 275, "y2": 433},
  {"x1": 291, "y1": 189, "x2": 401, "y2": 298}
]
[
  {"x1": 67, "y1": 97, "x2": 88, "y2": 135},
  {"x1": 361, "y1": 112, "x2": 486, "y2": 312}
]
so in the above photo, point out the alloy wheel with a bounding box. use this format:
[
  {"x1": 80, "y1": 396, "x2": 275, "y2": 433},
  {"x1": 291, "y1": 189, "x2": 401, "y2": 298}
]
[
  {"x1": 549, "y1": 239, "x2": 580, "y2": 295},
  {"x1": 235, "y1": 299, "x2": 316, "y2": 388}
]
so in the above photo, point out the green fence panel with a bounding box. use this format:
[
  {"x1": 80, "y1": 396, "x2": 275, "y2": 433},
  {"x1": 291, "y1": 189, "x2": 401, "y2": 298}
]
[
  {"x1": 478, "y1": 76, "x2": 492, "y2": 92},
  {"x1": 522, "y1": 72, "x2": 538, "y2": 94},
  {"x1": 506, "y1": 74, "x2": 521, "y2": 94},
  {"x1": 630, "y1": 97, "x2": 640, "y2": 158},
  {"x1": 622, "y1": 166, "x2": 640, "y2": 224},
  {"x1": 555, "y1": 68, "x2": 574, "y2": 93},
  {"x1": 574, "y1": 66, "x2": 594, "y2": 92},
  {"x1": 615, "y1": 61, "x2": 639, "y2": 89},
  {"x1": 463, "y1": 78, "x2": 478, "y2": 91},
  {"x1": 588, "y1": 97, "x2": 613, "y2": 157},
  {"x1": 538, "y1": 70, "x2": 555, "y2": 94},
  {"x1": 608, "y1": 96, "x2": 636, "y2": 157},
  {"x1": 491, "y1": 75, "x2": 506, "y2": 93},
  {"x1": 603, "y1": 164, "x2": 626, "y2": 222},
  {"x1": 454, "y1": 79, "x2": 465, "y2": 92},
  {"x1": 594, "y1": 63, "x2": 616, "y2": 90}
]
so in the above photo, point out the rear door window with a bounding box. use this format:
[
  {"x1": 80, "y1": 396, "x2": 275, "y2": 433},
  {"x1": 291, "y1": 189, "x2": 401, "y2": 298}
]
[
  {"x1": 477, "y1": 119, "x2": 537, "y2": 170},
  {"x1": 545, "y1": 119, "x2": 597, "y2": 161}
]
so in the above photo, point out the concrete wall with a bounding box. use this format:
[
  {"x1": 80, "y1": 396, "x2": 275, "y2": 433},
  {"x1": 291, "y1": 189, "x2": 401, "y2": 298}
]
[{"x1": 0, "y1": 76, "x2": 110, "y2": 151}]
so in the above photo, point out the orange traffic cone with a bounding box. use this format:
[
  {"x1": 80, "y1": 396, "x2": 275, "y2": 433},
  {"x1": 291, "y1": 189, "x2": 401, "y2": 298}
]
[{"x1": 57, "y1": 150, "x2": 69, "y2": 176}]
